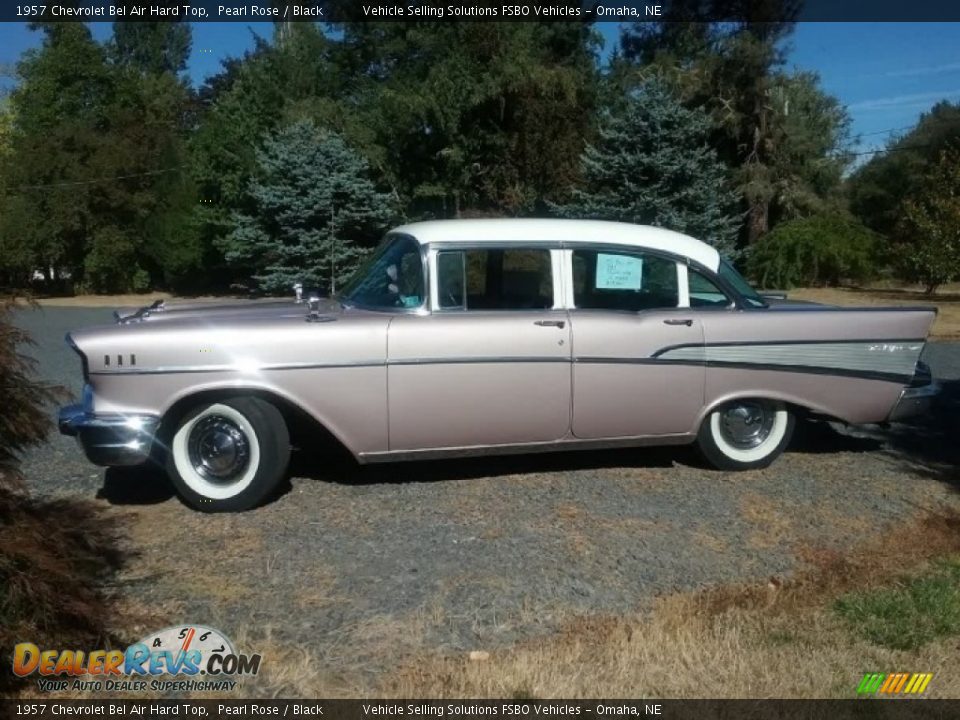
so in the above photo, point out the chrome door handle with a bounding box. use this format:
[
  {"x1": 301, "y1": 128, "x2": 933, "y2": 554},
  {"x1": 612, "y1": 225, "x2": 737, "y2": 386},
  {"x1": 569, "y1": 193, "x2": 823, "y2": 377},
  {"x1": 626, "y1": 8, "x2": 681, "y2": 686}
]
[
  {"x1": 534, "y1": 320, "x2": 566, "y2": 328},
  {"x1": 663, "y1": 318, "x2": 693, "y2": 326}
]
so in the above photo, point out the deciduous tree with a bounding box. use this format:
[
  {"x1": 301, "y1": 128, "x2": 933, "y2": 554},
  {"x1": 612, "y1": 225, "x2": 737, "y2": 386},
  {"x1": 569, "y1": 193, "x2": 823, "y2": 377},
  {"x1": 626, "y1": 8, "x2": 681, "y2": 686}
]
[{"x1": 895, "y1": 146, "x2": 960, "y2": 293}]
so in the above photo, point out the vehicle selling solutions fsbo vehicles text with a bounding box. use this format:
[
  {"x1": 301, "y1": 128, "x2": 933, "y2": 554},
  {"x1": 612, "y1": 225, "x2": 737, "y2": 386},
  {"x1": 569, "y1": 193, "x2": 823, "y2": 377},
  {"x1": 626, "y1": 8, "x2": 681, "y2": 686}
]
[{"x1": 361, "y1": 5, "x2": 586, "y2": 18}]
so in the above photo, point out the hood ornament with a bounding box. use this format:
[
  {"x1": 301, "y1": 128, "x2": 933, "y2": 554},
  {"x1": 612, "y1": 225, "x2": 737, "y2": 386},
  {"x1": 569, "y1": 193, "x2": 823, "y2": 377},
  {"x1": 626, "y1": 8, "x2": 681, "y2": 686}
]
[{"x1": 305, "y1": 294, "x2": 334, "y2": 323}]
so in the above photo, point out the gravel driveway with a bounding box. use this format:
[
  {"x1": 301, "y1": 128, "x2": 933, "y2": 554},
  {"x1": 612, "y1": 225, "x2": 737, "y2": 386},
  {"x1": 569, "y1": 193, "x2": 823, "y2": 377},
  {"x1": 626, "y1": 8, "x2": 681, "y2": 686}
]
[{"x1": 14, "y1": 306, "x2": 960, "y2": 673}]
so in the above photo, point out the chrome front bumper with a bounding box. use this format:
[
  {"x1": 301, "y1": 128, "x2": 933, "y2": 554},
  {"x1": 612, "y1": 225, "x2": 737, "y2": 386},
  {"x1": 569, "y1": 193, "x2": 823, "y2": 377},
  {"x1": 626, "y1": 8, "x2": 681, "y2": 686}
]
[
  {"x1": 58, "y1": 404, "x2": 160, "y2": 467},
  {"x1": 887, "y1": 362, "x2": 940, "y2": 422}
]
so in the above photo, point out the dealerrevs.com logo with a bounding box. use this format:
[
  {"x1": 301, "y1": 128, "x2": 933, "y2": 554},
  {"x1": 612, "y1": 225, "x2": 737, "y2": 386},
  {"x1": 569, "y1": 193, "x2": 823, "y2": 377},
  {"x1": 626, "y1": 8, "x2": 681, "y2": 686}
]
[{"x1": 13, "y1": 625, "x2": 261, "y2": 693}]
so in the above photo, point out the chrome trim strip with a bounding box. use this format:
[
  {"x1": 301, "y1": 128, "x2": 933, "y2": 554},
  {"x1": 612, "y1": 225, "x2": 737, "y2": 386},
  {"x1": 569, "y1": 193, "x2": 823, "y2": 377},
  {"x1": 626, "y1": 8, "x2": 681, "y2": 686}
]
[
  {"x1": 656, "y1": 340, "x2": 923, "y2": 379},
  {"x1": 90, "y1": 344, "x2": 921, "y2": 380},
  {"x1": 390, "y1": 356, "x2": 569, "y2": 366},
  {"x1": 574, "y1": 356, "x2": 913, "y2": 383},
  {"x1": 89, "y1": 360, "x2": 387, "y2": 375},
  {"x1": 362, "y1": 433, "x2": 694, "y2": 463},
  {"x1": 90, "y1": 356, "x2": 571, "y2": 375}
]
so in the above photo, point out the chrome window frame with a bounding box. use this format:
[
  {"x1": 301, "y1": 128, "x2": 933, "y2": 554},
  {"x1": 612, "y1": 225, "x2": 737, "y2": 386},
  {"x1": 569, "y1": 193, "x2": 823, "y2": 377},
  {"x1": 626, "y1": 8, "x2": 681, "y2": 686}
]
[
  {"x1": 426, "y1": 242, "x2": 565, "y2": 313},
  {"x1": 561, "y1": 242, "x2": 748, "y2": 311},
  {"x1": 562, "y1": 245, "x2": 684, "y2": 312},
  {"x1": 686, "y1": 264, "x2": 737, "y2": 311},
  {"x1": 340, "y1": 232, "x2": 431, "y2": 315}
]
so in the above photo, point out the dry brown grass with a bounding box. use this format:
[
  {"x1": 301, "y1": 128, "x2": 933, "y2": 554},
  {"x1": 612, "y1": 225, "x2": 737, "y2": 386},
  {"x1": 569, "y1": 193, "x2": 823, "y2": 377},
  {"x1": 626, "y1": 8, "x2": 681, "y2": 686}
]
[
  {"x1": 14, "y1": 510, "x2": 960, "y2": 700},
  {"x1": 790, "y1": 284, "x2": 960, "y2": 340},
  {"x1": 237, "y1": 509, "x2": 960, "y2": 699}
]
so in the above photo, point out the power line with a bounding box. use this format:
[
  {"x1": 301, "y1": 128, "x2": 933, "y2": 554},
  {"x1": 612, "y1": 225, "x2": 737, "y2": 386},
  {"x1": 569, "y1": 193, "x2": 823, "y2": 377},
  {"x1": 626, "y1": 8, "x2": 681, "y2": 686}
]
[
  {"x1": 9, "y1": 166, "x2": 183, "y2": 192},
  {"x1": 857, "y1": 124, "x2": 915, "y2": 138},
  {"x1": 848, "y1": 143, "x2": 934, "y2": 157}
]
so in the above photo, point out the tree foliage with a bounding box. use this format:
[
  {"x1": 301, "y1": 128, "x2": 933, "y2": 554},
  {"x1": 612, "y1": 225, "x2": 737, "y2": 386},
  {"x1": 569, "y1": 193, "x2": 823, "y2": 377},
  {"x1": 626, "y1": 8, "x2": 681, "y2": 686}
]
[
  {"x1": 747, "y1": 212, "x2": 878, "y2": 289},
  {"x1": 620, "y1": 4, "x2": 803, "y2": 245},
  {"x1": 551, "y1": 78, "x2": 739, "y2": 254},
  {"x1": 0, "y1": 16, "x2": 936, "y2": 294},
  {"x1": 0, "y1": 22, "x2": 197, "y2": 292},
  {"x1": 848, "y1": 101, "x2": 960, "y2": 238},
  {"x1": 223, "y1": 120, "x2": 393, "y2": 294},
  {"x1": 893, "y1": 146, "x2": 960, "y2": 293},
  {"x1": 336, "y1": 22, "x2": 599, "y2": 217}
]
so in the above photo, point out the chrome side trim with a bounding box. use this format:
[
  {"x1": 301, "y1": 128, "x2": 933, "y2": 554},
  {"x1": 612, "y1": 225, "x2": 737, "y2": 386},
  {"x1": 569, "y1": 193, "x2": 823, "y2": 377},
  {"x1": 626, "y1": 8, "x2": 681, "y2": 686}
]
[
  {"x1": 89, "y1": 356, "x2": 571, "y2": 375},
  {"x1": 656, "y1": 340, "x2": 924, "y2": 380},
  {"x1": 359, "y1": 432, "x2": 695, "y2": 463},
  {"x1": 89, "y1": 344, "x2": 922, "y2": 380},
  {"x1": 89, "y1": 360, "x2": 387, "y2": 375}
]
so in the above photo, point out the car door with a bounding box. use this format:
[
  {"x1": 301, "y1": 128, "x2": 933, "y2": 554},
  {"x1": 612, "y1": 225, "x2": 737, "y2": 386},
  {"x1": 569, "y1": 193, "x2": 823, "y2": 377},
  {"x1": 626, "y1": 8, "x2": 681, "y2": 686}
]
[
  {"x1": 568, "y1": 246, "x2": 706, "y2": 439},
  {"x1": 387, "y1": 245, "x2": 572, "y2": 451}
]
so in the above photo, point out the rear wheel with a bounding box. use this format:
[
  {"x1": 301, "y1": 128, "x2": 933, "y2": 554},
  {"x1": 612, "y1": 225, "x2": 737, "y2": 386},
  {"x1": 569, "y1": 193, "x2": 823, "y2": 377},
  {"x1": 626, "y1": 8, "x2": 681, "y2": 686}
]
[
  {"x1": 696, "y1": 399, "x2": 794, "y2": 470},
  {"x1": 165, "y1": 397, "x2": 290, "y2": 512}
]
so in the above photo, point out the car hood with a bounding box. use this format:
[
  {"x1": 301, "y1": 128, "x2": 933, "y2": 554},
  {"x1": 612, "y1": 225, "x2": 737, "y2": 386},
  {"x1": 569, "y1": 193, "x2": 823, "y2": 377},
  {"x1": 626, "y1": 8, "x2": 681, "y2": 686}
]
[
  {"x1": 113, "y1": 296, "x2": 342, "y2": 324},
  {"x1": 69, "y1": 297, "x2": 392, "y2": 377}
]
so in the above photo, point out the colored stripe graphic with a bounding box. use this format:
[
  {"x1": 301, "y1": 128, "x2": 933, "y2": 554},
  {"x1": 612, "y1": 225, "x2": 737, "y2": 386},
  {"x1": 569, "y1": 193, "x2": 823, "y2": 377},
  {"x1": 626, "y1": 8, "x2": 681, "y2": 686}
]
[
  {"x1": 857, "y1": 673, "x2": 885, "y2": 694},
  {"x1": 858, "y1": 672, "x2": 932, "y2": 695}
]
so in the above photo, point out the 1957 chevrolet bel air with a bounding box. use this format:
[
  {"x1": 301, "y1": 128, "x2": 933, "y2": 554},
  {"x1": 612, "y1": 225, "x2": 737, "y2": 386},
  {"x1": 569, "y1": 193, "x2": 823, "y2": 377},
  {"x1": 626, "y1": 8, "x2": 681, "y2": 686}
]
[{"x1": 59, "y1": 219, "x2": 939, "y2": 511}]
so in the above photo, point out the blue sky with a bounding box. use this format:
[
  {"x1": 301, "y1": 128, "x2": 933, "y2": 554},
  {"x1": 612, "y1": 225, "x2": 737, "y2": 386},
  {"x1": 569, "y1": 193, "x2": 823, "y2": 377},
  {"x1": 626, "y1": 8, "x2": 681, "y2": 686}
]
[{"x1": 2, "y1": 21, "x2": 959, "y2": 157}]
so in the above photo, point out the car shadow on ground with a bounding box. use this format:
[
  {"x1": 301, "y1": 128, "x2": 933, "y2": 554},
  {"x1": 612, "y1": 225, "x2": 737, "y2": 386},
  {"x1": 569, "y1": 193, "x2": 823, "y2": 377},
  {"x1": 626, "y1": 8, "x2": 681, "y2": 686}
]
[
  {"x1": 881, "y1": 378, "x2": 960, "y2": 488},
  {"x1": 289, "y1": 442, "x2": 684, "y2": 487},
  {"x1": 98, "y1": 463, "x2": 175, "y2": 505},
  {"x1": 96, "y1": 380, "x2": 959, "y2": 506}
]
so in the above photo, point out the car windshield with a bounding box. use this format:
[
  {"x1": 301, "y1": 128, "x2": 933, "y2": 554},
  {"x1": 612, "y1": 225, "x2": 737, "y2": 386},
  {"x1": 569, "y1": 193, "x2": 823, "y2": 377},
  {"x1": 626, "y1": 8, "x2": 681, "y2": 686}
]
[
  {"x1": 339, "y1": 234, "x2": 425, "y2": 310},
  {"x1": 718, "y1": 259, "x2": 766, "y2": 308}
]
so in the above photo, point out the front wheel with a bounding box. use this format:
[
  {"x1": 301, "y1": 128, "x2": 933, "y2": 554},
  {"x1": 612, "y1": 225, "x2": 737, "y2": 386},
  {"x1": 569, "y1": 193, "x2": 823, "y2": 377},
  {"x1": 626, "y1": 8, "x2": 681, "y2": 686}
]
[
  {"x1": 696, "y1": 399, "x2": 794, "y2": 471},
  {"x1": 165, "y1": 397, "x2": 290, "y2": 512}
]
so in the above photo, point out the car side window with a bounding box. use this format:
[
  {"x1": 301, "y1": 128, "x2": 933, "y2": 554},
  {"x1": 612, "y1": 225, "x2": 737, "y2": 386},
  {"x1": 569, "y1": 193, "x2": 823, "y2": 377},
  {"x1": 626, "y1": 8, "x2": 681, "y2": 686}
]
[
  {"x1": 437, "y1": 248, "x2": 553, "y2": 310},
  {"x1": 688, "y1": 269, "x2": 733, "y2": 307},
  {"x1": 572, "y1": 249, "x2": 679, "y2": 311}
]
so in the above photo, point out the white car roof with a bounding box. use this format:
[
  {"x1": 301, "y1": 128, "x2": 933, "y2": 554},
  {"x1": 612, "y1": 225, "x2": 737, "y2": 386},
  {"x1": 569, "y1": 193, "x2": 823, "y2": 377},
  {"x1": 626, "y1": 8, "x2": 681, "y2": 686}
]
[{"x1": 390, "y1": 218, "x2": 722, "y2": 271}]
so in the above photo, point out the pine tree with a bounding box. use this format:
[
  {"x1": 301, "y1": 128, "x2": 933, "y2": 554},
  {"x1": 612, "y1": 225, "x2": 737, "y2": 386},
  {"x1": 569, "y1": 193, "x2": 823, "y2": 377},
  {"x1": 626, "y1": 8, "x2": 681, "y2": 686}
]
[
  {"x1": 552, "y1": 79, "x2": 739, "y2": 255},
  {"x1": 223, "y1": 120, "x2": 393, "y2": 294}
]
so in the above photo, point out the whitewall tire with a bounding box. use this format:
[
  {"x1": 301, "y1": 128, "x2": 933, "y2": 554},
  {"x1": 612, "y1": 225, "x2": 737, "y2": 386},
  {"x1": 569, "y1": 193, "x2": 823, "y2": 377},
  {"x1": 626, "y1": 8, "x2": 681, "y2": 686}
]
[
  {"x1": 165, "y1": 397, "x2": 290, "y2": 512},
  {"x1": 696, "y1": 399, "x2": 794, "y2": 470}
]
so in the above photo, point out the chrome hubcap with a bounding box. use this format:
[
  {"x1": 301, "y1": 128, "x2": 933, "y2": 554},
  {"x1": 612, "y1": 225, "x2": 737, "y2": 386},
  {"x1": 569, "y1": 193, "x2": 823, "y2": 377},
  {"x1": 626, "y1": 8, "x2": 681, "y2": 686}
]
[
  {"x1": 187, "y1": 415, "x2": 250, "y2": 483},
  {"x1": 718, "y1": 402, "x2": 775, "y2": 449}
]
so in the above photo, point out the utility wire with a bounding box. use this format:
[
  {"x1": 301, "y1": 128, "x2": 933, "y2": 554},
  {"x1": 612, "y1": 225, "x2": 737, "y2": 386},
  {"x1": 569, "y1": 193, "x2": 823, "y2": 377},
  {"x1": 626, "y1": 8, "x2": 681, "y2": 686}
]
[
  {"x1": 848, "y1": 143, "x2": 935, "y2": 157},
  {"x1": 857, "y1": 124, "x2": 916, "y2": 138},
  {"x1": 9, "y1": 166, "x2": 183, "y2": 192}
]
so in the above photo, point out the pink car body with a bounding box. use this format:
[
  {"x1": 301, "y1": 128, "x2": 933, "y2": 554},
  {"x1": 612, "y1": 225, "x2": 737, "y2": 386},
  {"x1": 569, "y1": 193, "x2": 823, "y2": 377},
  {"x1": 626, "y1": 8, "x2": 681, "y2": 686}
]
[{"x1": 58, "y1": 220, "x2": 938, "y2": 509}]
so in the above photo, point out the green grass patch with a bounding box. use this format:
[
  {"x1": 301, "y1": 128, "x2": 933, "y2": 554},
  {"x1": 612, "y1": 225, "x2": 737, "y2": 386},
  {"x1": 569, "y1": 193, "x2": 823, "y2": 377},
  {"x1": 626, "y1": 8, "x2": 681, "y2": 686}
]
[{"x1": 834, "y1": 556, "x2": 960, "y2": 650}]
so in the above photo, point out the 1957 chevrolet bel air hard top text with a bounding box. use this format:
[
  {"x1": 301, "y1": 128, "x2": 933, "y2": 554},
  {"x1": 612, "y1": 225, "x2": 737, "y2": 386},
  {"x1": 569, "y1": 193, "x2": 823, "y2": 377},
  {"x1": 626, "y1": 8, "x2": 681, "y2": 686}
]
[{"x1": 59, "y1": 219, "x2": 939, "y2": 511}]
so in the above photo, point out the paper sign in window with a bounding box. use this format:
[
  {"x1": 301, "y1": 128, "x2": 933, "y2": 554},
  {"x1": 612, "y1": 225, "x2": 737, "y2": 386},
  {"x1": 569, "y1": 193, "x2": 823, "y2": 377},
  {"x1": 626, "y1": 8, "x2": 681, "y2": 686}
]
[{"x1": 596, "y1": 253, "x2": 643, "y2": 290}]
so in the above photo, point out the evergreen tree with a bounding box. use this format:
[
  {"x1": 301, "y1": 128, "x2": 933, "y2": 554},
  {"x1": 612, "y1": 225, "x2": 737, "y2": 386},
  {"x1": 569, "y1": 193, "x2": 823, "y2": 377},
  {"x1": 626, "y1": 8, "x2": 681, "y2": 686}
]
[
  {"x1": 621, "y1": 3, "x2": 800, "y2": 244},
  {"x1": 191, "y1": 25, "x2": 346, "y2": 289},
  {"x1": 224, "y1": 120, "x2": 393, "y2": 294},
  {"x1": 551, "y1": 79, "x2": 739, "y2": 254}
]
